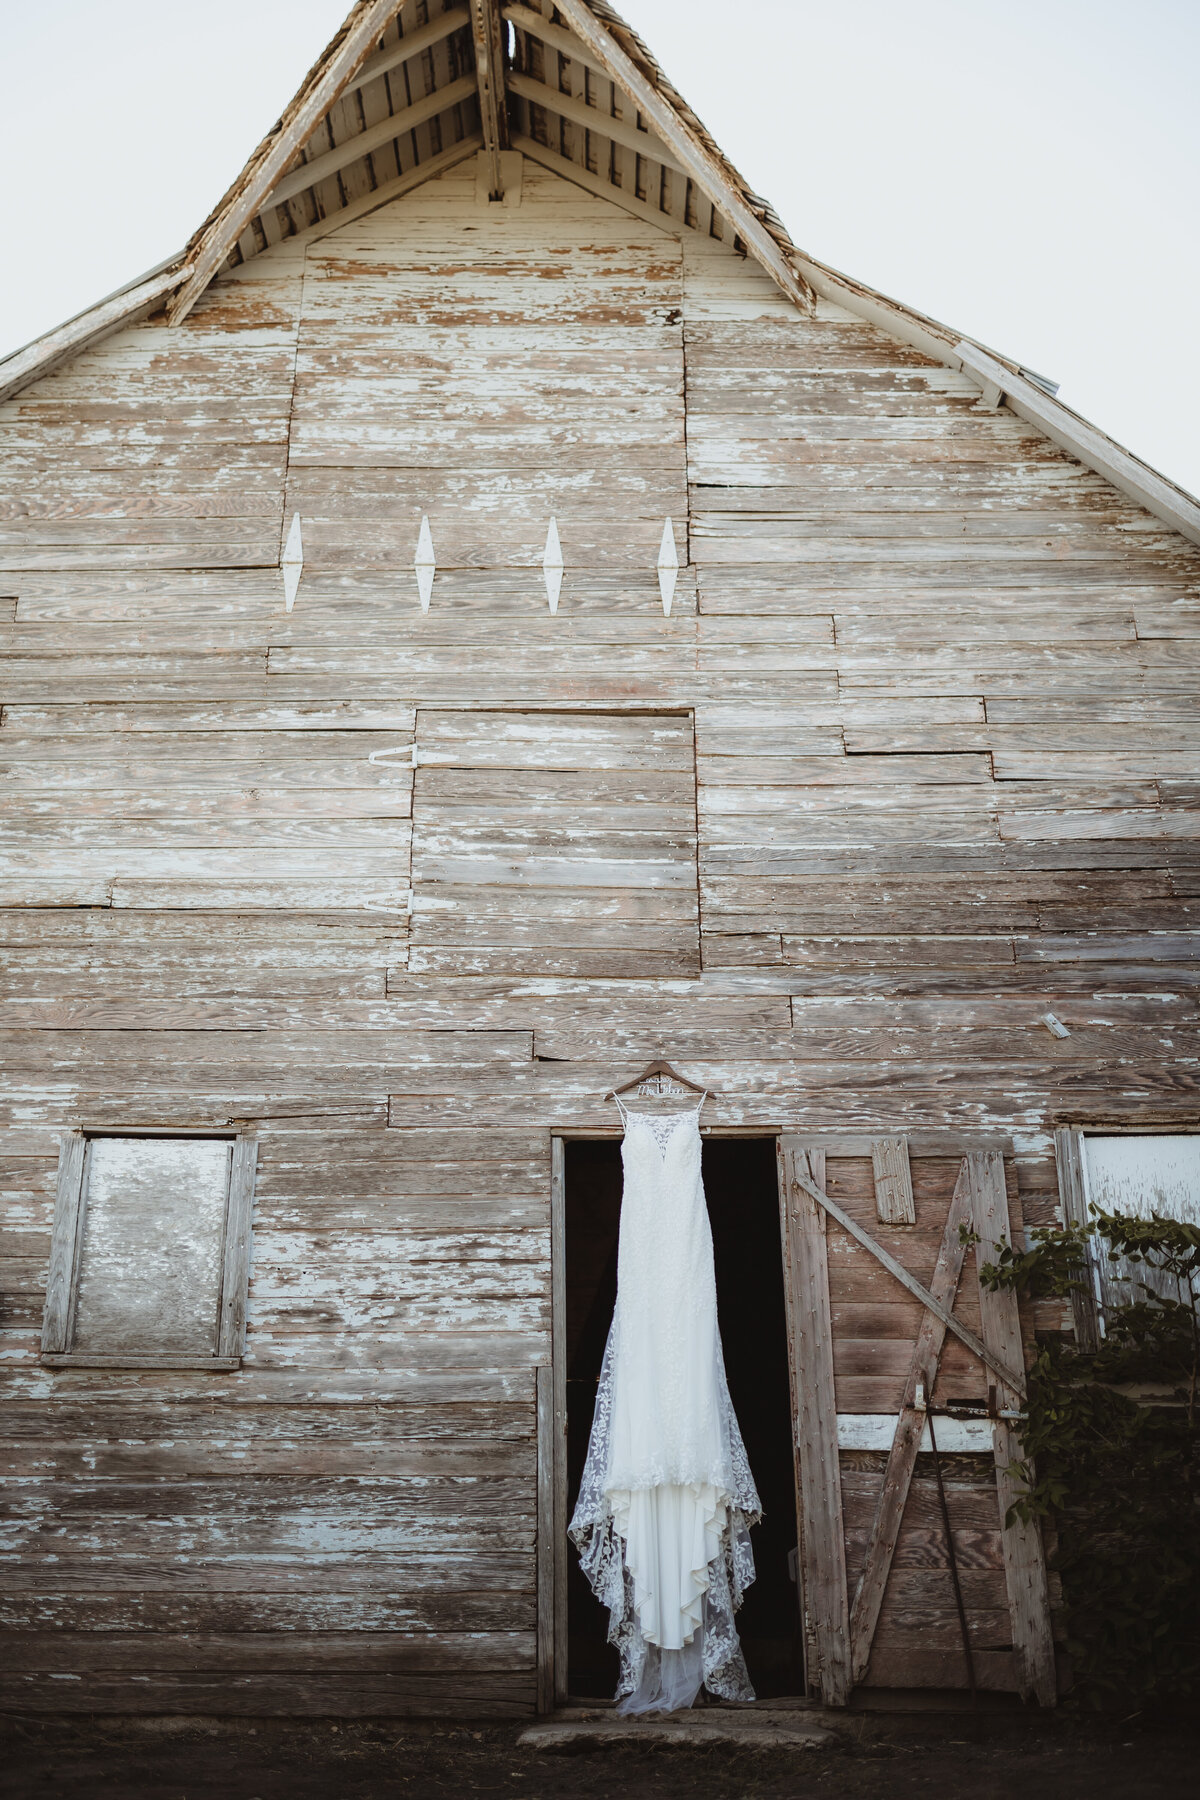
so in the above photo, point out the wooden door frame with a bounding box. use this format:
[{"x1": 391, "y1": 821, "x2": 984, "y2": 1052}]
[
  {"x1": 540, "y1": 1130, "x2": 805, "y2": 1712},
  {"x1": 541, "y1": 1135, "x2": 567, "y2": 1712}
]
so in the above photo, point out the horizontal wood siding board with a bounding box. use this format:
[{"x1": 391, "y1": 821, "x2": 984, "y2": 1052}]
[{"x1": 0, "y1": 1672, "x2": 536, "y2": 1717}]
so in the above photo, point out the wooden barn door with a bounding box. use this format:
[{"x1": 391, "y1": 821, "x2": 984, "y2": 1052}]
[{"x1": 777, "y1": 1137, "x2": 1057, "y2": 1707}]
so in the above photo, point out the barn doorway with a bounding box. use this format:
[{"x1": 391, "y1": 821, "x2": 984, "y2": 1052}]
[{"x1": 562, "y1": 1137, "x2": 804, "y2": 1701}]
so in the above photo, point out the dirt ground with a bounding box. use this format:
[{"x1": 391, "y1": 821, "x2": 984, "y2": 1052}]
[{"x1": 1, "y1": 1710, "x2": 1194, "y2": 1800}]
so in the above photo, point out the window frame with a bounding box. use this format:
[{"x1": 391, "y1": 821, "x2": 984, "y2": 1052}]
[
  {"x1": 40, "y1": 1128, "x2": 258, "y2": 1371},
  {"x1": 1054, "y1": 1123, "x2": 1200, "y2": 1349}
]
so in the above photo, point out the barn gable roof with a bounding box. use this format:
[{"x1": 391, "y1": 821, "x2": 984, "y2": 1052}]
[{"x1": 2, "y1": 0, "x2": 1198, "y2": 547}]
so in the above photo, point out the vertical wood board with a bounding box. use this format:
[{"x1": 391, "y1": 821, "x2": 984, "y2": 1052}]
[
  {"x1": 969, "y1": 1152, "x2": 1057, "y2": 1706},
  {"x1": 848, "y1": 1157, "x2": 973, "y2": 1683},
  {"x1": 550, "y1": 1136, "x2": 568, "y2": 1705},
  {"x1": 1053, "y1": 1127, "x2": 1100, "y2": 1352},
  {"x1": 536, "y1": 1361, "x2": 555, "y2": 1714},
  {"x1": 871, "y1": 1135, "x2": 916, "y2": 1224},
  {"x1": 780, "y1": 1138, "x2": 851, "y2": 1705},
  {"x1": 39, "y1": 1133, "x2": 87, "y2": 1355}
]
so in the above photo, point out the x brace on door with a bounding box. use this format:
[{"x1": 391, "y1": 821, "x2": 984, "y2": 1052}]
[
  {"x1": 788, "y1": 1162, "x2": 1026, "y2": 1397},
  {"x1": 779, "y1": 1140, "x2": 1057, "y2": 1710}
]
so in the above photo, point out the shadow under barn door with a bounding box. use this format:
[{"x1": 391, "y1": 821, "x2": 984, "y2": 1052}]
[{"x1": 563, "y1": 1137, "x2": 803, "y2": 1701}]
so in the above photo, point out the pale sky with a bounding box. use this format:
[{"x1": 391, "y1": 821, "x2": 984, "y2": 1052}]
[{"x1": 2, "y1": 0, "x2": 1196, "y2": 498}]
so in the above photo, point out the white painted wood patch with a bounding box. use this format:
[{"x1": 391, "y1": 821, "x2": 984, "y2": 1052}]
[
  {"x1": 836, "y1": 1413, "x2": 995, "y2": 1453},
  {"x1": 72, "y1": 1137, "x2": 233, "y2": 1355}
]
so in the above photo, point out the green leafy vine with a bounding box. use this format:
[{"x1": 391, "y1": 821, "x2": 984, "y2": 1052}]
[{"x1": 979, "y1": 1210, "x2": 1200, "y2": 1708}]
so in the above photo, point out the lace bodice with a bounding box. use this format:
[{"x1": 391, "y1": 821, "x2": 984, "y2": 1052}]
[{"x1": 618, "y1": 1100, "x2": 699, "y2": 1159}]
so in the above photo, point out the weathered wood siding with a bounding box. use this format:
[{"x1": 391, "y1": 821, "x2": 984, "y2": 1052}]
[{"x1": 1, "y1": 153, "x2": 1198, "y2": 1713}]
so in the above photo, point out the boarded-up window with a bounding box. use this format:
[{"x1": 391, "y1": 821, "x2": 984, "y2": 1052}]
[
  {"x1": 41, "y1": 1135, "x2": 257, "y2": 1369},
  {"x1": 409, "y1": 710, "x2": 700, "y2": 977}
]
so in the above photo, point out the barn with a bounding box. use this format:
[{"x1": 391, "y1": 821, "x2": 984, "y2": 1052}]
[{"x1": 3, "y1": 0, "x2": 1199, "y2": 1721}]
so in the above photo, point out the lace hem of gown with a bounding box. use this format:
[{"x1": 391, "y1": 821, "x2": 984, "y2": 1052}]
[
  {"x1": 570, "y1": 1323, "x2": 761, "y2": 1713},
  {"x1": 570, "y1": 1499, "x2": 759, "y2": 1713}
]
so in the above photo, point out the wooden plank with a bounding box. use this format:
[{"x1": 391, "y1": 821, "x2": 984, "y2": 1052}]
[
  {"x1": 0, "y1": 1591, "x2": 531, "y2": 1635},
  {"x1": 513, "y1": 135, "x2": 699, "y2": 243},
  {"x1": 270, "y1": 77, "x2": 479, "y2": 210},
  {"x1": 0, "y1": 1630, "x2": 534, "y2": 1674},
  {"x1": 550, "y1": 1136, "x2": 568, "y2": 1705},
  {"x1": 968, "y1": 1152, "x2": 1057, "y2": 1707},
  {"x1": 776, "y1": 1139, "x2": 810, "y2": 1696},
  {"x1": 1053, "y1": 1126, "x2": 1099, "y2": 1351},
  {"x1": 535, "y1": 1361, "x2": 554, "y2": 1714},
  {"x1": 471, "y1": 0, "x2": 509, "y2": 199},
  {"x1": 957, "y1": 344, "x2": 1200, "y2": 552},
  {"x1": 217, "y1": 1135, "x2": 258, "y2": 1362},
  {"x1": 779, "y1": 1139, "x2": 850, "y2": 1705},
  {"x1": 0, "y1": 1671, "x2": 535, "y2": 1718},
  {"x1": 871, "y1": 1136, "x2": 915, "y2": 1224},
  {"x1": 38, "y1": 1134, "x2": 87, "y2": 1355},
  {"x1": 0, "y1": 268, "x2": 192, "y2": 406},
  {"x1": 509, "y1": 73, "x2": 684, "y2": 173},
  {"x1": 848, "y1": 1158, "x2": 972, "y2": 1684}
]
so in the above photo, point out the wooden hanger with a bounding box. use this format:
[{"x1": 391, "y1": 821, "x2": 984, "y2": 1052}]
[{"x1": 604, "y1": 1059, "x2": 708, "y2": 1102}]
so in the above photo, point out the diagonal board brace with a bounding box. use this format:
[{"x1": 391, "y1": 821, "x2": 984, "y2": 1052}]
[
  {"x1": 788, "y1": 1166, "x2": 1026, "y2": 1397},
  {"x1": 848, "y1": 1157, "x2": 974, "y2": 1686}
]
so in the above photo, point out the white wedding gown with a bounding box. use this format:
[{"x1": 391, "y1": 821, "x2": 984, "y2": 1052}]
[{"x1": 569, "y1": 1097, "x2": 761, "y2": 1713}]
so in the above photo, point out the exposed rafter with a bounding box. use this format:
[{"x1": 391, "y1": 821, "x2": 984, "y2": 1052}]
[
  {"x1": 503, "y1": 4, "x2": 608, "y2": 79},
  {"x1": 268, "y1": 74, "x2": 477, "y2": 210},
  {"x1": 539, "y1": 0, "x2": 816, "y2": 312},
  {"x1": 353, "y1": 6, "x2": 471, "y2": 92},
  {"x1": 298, "y1": 134, "x2": 483, "y2": 247},
  {"x1": 508, "y1": 72, "x2": 682, "y2": 172},
  {"x1": 166, "y1": 0, "x2": 403, "y2": 326},
  {"x1": 470, "y1": 0, "x2": 509, "y2": 201},
  {"x1": 514, "y1": 133, "x2": 689, "y2": 237}
]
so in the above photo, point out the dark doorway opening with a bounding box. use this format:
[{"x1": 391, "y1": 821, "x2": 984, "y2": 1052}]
[{"x1": 564, "y1": 1136, "x2": 803, "y2": 1700}]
